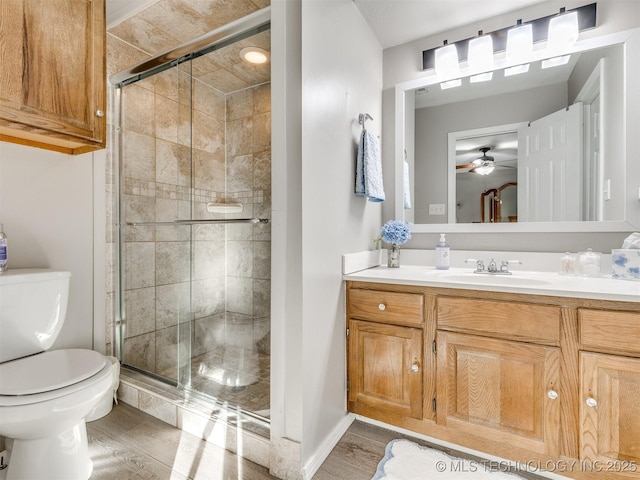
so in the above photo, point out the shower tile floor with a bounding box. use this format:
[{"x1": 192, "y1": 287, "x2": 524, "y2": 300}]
[{"x1": 189, "y1": 345, "x2": 271, "y2": 417}]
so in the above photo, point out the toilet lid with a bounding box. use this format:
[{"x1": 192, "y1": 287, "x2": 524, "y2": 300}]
[{"x1": 0, "y1": 349, "x2": 107, "y2": 395}]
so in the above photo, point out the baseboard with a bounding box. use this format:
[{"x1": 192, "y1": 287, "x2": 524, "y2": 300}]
[{"x1": 302, "y1": 413, "x2": 356, "y2": 480}]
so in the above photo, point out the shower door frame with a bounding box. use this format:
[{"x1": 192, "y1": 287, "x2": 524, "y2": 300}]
[{"x1": 111, "y1": 7, "x2": 272, "y2": 416}]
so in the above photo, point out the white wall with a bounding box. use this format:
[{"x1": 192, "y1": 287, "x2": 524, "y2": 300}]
[
  {"x1": 271, "y1": 1, "x2": 383, "y2": 476},
  {"x1": 0, "y1": 142, "x2": 104, "y2": 351},
  {"x1": 300, "y1": 0, "x2": 383, "y2": 471},
  {"x1": 382, "y1": 0, "x2": 640, "y2": 252}
]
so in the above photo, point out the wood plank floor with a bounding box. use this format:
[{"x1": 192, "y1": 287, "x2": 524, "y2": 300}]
[{"x1": 88, "y1": 403, "x2": 546, "y2": 480}]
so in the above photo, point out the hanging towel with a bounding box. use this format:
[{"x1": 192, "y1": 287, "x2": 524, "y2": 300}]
[
  {"x1": 403, "y1": 159, "x2": 412, "y2": 209},
  {"x1": 355, "y1": 130, "x2": 385, "y2": 202}
]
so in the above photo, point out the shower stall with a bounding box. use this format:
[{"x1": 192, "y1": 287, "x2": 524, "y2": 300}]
[{"x1": 111, "y1": 11, "x2": 271, "y2": 421}]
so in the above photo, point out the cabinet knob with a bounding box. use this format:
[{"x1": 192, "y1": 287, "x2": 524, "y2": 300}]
[
  {"x1": 378, "y1": 304, "x2": 386, "y2": 311},
  {"x1": 547, "y1": 389, "x2": 559, "y2": 400},
  {"x1": 411, "y1": 362, "x2": 420, "y2": 373},
  {"x1": 96, "y1": 109, "x2": 104, "y2": 117},
  {"x1": 585, "y1": 397, "x2": 598, "y2": 408}
]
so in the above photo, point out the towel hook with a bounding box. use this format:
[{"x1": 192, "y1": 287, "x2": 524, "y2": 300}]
[{"x1": 358, "y1": 113, "x2": 373, "y2": 129}]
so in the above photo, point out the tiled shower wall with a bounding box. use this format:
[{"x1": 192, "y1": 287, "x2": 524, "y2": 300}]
[{"x1": 105, "y1": 35, "x2": 271, "y2": 383}]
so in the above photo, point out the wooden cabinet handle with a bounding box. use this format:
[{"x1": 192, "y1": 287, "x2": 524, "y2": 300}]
[
  {"x1": 547, "y1": 389, "x2": 558, "y2": 400},
  {"x1": 96, "y1": 109, "x2": 104, "y2": 117},
  {"x1": 411, "y1": 362, "x2": 420, "y2": 373},
  {"x1": 585, "y1": 397, "x2": 598, "y2": 408},
  {"x1": 378, "y1": 303, "x2": 386, "y2": 311}
]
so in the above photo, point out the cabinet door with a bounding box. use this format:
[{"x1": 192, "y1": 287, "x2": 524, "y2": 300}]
[
  {"x1": 581, "y1": 352, "x2": 640, "y2": 471},
  {"x1": 0, "y1": 0, "x2": 106, "y2": 153},
  {"x1": 437, "y1": 331, "x2": 560, "y2": 456},
  {"x1": 348, "y1": 320, "x2": 423, "y2": 419}
]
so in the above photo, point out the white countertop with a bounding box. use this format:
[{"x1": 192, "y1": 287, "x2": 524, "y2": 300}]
[{"x1": 344, "y1": 265, "x2": 640, "y2": 303}]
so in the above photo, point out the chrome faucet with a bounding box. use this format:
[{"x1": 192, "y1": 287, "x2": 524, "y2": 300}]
[
  {"x1": 466, "y1": 258, "x2": 521, "y2": 275},
  {"x1": 487, "y1": 259, "x2": 498, "y2": 273}
]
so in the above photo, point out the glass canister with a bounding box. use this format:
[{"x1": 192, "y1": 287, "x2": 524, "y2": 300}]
[
  {"x1": 577, "y1": 248, "x2": 602, "y2": 277},
  {"x1": 560, "y1": 252, "x2": 577, "y2": 275}
]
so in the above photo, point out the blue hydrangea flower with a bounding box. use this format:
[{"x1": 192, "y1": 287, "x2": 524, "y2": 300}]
[{"x1": 380, "y1": 220, "x2": 411, "y2": 245}]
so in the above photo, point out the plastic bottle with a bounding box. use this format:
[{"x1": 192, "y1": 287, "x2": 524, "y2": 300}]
[
  {"x1": 435, "y1": 233, "x2": 450, "y2": 270},
  {"x1": 0, "y1": 224, "x2": 7, "y2": 273}
]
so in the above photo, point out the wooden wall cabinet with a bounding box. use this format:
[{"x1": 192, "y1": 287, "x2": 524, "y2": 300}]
[
  {"x1": 0, "y1": 0, "x2": 106, "y2": 154},
  {"x1": 346, "y1": 280, "x2": 640, "y2": 480}
]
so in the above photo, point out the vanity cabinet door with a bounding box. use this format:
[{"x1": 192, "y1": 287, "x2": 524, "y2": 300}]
[
  {"x1": 437, "y1": 331, "x2": 560, "y2": 456},
  {"x1": 580, "y1": 352, "x2": 640, "y2": 475},
  {"x1": 348, "y1": 319, "x2": 423, "y2": 419},
  {"x1": 0, "y1": 0, "x2": 106, "y2": 154}
]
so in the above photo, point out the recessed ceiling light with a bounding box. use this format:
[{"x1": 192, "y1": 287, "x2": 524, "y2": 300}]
[{"x1": 240, "y1": 47, "x2": 269, "y2": 64}]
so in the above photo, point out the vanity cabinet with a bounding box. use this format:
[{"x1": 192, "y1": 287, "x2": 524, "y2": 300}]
[
  {"x1": 0, "y1": 0, "x2": 106, "y2": 154},
  {"x1": 579, "y1": 309, "x2": 640, "y2": 475},
  {"x1": 346, "y1": 285, "x2": 430, "y2": 422},
  {"x1": 436, "y1": 297, "x2": 562, "y2": 456},
  {"x1": 345, "y1": 279, "x2": 640, "y2": 479}
]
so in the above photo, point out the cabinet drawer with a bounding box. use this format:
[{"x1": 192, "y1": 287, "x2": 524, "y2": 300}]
[
  {"x1": 348, "y1": 288, "x2": 424, "y2": 326},
  {"x1": 580, "y1": 309, "x2": 640, "y2": 356},
  {"x1": 437, "y1": 296, "x2": 560, "y2": 345}
]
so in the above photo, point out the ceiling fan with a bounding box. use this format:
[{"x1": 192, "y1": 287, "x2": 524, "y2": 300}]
[{"x1": 456, "y1": 146, "x2": 512, "y2": 175}]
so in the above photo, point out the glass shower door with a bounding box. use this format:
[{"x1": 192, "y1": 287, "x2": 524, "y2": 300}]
[
  {"x1": 117, "y1": 60, "x2": 194, "y2": 388},
  {"x1": 115, "y1": 26, "x2": 271, "y2": 420}
]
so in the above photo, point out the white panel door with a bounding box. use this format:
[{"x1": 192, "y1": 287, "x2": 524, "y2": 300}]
[{"x1": 517, "y1": 103, "x2": 583, "y2": 222}]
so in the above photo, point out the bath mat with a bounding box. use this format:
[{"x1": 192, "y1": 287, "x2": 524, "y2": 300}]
[{"x1": 372, "y1": 439, "x2": 526, "y2": 480}]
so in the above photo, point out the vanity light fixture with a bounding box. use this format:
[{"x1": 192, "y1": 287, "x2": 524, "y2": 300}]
[
  {"x1": 421, "y1": 3, "x2": 596, "y2": 75},
  {"x1": 541, "y1": 55, "x2": 571, "y2": 69},
  {"x1": 240, "y1": 46, "x2": 269, "y2": 64},
  {"x1": 470, "y1": 72, "x2": 493, "y2": 83},
  {"x1": 504, "y1": 64, "x2": 530, "y2": 76},
  {"x1": 440, "y1": 78, "x2": 462, "y2": 89},
  {"x1": 468, "y1": 31, "x2": 494, "y2": 70},
  {"x1": 547, "y1": 8, "x2": 579, "y2": 54},
  {"x1": 468, "y1": 30, "x2": 494, "y2": 83},
  {"x1": 434, "y1": 40, "x2": 460, "y2": 78},
  {"x1": 506, "y1": 19, "x2": 533, "y2": 64}
]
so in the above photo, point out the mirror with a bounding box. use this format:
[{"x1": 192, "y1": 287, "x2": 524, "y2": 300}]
[{"x1": 395, "y1": 27, "x2": 640, "y2": 233}]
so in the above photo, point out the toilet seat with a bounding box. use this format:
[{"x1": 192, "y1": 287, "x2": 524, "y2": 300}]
[{"x1": 0, "y1": 349, "x2": 108, "y2": 406}]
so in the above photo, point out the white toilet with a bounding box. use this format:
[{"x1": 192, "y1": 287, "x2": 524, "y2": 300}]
[{"x1": 0, "y1": 269, "x2": 114, "y2": 480}]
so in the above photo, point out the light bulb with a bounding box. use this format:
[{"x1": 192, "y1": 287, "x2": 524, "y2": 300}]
[
  {"x1": 240, "y1": 47, "x2": 269, "y2": 64},
  {"x1": 506, "y1": 20, "x2": 533, "y2": 64},
  {"x1": 547, "y1": 10, "x2": 579, "y2": 54},
  {"x1": 434, "y1": 41, "x2": 460, "y2": 78},
  {"x1": 468, "y1": 32, "x2": 494, "y2": 72}
]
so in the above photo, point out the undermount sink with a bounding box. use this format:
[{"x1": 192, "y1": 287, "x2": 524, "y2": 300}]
[{"x1": 438, "y1": 273, "x2": 553, "y2": 287}]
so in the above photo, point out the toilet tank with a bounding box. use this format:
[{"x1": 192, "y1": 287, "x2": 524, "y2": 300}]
[{"x1": 0, "y1": 269, "x2": 71, "y2": 363}]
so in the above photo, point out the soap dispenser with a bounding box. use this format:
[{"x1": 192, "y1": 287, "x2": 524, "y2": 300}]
[{"x1": 435, "y1": 233, "x2": 450, "y2": 270}]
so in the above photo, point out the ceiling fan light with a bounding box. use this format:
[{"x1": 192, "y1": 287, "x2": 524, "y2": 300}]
[
  {"x1": 504, "y1": 64, "x2": 530, "y2": 77},
  {"x1": 470, "y1": 72, "x2": 493, "y2": 83},
  {"x1": 474, "y1": 163, "x2": 495, "y2": 175},
  {"x1": 468, "y1": 33, "x2": 494, "y2": 72},
  {"x1": 435, "y1": 41, "x2": 460, "y2": 77},
  {"x1": 506, "y1": 21, "x2": 533, "y2": 63},
  {"x1": 541, "y1": 55, "x2": 571, "y2": 69},
  {"x1": 547, "y1": 10, "x2": 579, "y2": 54}
]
